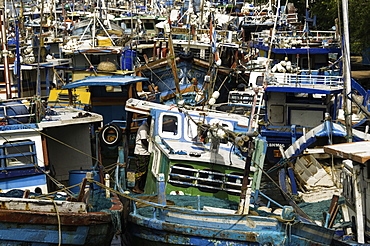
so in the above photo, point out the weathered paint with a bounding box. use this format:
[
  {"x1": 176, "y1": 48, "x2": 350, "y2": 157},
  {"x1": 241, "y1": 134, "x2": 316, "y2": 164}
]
[{"x1": 0, "y1": 195, "x2": 122, "y2": 245}]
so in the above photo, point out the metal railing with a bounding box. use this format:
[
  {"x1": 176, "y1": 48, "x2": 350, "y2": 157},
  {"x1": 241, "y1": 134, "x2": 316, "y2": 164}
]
[{"x1": 168, "y1": 165, "x2": 248, "y2": 194}]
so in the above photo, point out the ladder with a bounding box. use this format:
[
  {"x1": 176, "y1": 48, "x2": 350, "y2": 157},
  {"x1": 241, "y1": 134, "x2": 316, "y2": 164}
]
[{"x1": 248, "y1": 87, "x2": 265, "y2": 132}]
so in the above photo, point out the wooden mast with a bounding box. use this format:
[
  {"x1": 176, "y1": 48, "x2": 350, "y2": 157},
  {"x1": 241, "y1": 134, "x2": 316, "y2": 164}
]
[{"x1": 167, "y1": 12, "x2": 181, "y2": 100}]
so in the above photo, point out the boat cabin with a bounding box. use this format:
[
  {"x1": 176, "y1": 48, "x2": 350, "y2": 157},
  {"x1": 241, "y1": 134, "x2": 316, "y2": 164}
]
[
  {"x1": 0, "y1": 100, "x2": 103, "y2": 194},
  {"x1": 125, "y1": 98, "x2": 264, "y2": 202}
]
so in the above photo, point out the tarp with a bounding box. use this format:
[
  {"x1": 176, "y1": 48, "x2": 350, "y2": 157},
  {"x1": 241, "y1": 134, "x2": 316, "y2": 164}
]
[{"x1": 63, "y1": 75, "x2": 149, "y2": 89}]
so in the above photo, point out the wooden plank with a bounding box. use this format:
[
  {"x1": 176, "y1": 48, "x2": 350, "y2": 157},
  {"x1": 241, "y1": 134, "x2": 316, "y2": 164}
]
[
  {"x1": 327, "y1": 195, "x2": 339, "y2": 228},
  {"x1": 0, "y1": 197, "x2": 87, "y2": 213},
  {"x1": 324, "y1": 141, "x2": 370, "y2": 164}
]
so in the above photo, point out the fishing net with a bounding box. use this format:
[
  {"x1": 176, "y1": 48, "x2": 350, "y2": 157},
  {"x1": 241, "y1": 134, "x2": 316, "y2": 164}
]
[{"x1": 298, "y1": 197, "x2": 344, "y2": 224}]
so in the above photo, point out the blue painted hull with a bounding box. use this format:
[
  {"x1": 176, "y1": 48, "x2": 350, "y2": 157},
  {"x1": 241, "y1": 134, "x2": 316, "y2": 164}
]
[
  {"x1": 0, "y1": 194, "x2": 122, "y2": 245},
  {"x1": 0, "y1": 222, "x2": 113, "y2": 245},
  {"x1": 127, "y1": 196, "x2": 335, "y2": 246},
  {"x1": 130, "y1": 223, "x2": 260, "y2": 246},
  {"x1": 129, "y1": 212, "x2": 334, "y2": 246}
]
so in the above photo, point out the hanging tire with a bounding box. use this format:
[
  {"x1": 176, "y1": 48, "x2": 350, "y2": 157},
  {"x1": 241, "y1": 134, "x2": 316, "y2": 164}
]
[{"x1": 99, "y1": 124, "x2": 122, "y2": 146}]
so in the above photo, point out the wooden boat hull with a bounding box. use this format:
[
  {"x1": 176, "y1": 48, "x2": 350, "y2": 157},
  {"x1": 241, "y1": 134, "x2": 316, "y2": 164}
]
[
  {"x1": 128, "y1": 209, "x2": 335, "y2": 246},
  {"x1": 0, "y1": 195, "x2": 122, "y2": 245},
  {"x1": 125, "y1": 195, "x2": 334, "y2": 246},
  {"x1": 0, "y1": 218, "x2": 113, "y2": 245}
]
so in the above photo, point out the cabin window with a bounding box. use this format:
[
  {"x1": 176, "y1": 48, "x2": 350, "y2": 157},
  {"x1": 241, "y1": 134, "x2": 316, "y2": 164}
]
[
  {"x1": 88, "y1": 55, "x2": 101, "y2": 66},
  {"x1": 256, "y1": 76, "x2": 264, "y2": 86},
  {"x1": 159, "y1": 113, "x2": 181, "y2": 139},
  {"x1": 0, "y1": 140, "x2": 36, "y2": 168},
  {"x1": 163, "y1": 115, "x2": 178, "y2": 134},
  {"x1": 328, "y1": 53, "x2": 338, "y2": 61},
  {"x1": 125, "y1": 22, "x2": 132, "y2": 29}
]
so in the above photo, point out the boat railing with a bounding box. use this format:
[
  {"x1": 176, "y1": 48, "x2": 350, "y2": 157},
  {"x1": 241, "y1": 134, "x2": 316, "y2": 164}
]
[
  {"x1": 251, "y1": 30, "x2": 338, "y2": 40},
  {"x1": 168, "y1": 165, "x2": 248, "y2": 195},
  {"x1": 242, "y1": 14, "x2": 276, "y2": 25},
  {"x1": 250, "y1": 30, "x2": 339, "y2": 48},
  {"x1": 267, "y1": 73, "x2": 343, "y2": 87}
]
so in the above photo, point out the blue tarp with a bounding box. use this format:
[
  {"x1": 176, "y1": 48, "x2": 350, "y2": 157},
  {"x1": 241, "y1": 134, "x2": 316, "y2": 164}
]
[{"x1": 63, "y1": 75, "x2": 149, "y2": 89}]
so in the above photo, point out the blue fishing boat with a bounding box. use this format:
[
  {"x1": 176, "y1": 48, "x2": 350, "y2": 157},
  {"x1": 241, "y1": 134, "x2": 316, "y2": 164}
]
[
  {"x1": 219, "y1": 2, "x2": 370, "y2": 165},
  {"x1": 275, "y1": 118, "x2": 370, "y2": 204},
  {"x1": 0, "y1": 187, "x2": 122, "y2": 246},
  {"x1": 117, "y1": 98, "x2": 335, "y2": 245},
  {"x1": 58, "y1": 74, "x2": 157, "y2": 124},
  {"x1": 0, "y1": 97, "x2": 125, "y2": 245},
  {"x1": 0, "y1": 99, "x2": 103, "y2": 194},
  {"x1": 52, "y1": 74, "x2": 160, "y2": 166}
]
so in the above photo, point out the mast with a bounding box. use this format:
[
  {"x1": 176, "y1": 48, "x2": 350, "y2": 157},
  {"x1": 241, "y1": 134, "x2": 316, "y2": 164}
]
[
  {"x1": 264, "y1": 0, "x2": 280, "y2": 74},
  {"x1": 167, "y1": 12, "x2": 181, "y2": 100},
  {"x1": 0, "y1": 0, "x2": 12, "y2": 99},
  {"x1": 342, "y1": 0, "x2": 352, "y2": 142},
  {"x1": 36, "y1": 0, "x2": 44, "y2": 97},
  {"x1": 13, "y1": 0, "x2": 21, "y2": 98}
]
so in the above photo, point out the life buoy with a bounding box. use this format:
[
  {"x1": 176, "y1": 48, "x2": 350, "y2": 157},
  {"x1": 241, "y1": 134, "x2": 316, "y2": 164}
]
[{"x1": 99, "y1": 124, "x2": 122, "y2": 146}]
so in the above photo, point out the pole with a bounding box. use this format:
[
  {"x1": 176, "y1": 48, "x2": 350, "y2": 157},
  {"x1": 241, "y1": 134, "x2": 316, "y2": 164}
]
[
  {"x1": 342, "y1": 0, "x2": 352, "y2": 142},
  {"x1": 0, "y1": 0, "x2": 12, "y2": 99},
  {"x1": 237, "y1": 140, "x2": 253, "y2": 215},
  {"x1": 15, "y1": 13, "x2": 21, "y2": 97}
]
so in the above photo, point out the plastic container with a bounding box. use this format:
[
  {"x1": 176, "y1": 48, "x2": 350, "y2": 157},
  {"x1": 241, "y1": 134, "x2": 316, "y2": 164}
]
[{"x1": 121, "y1": 50, "x2": 136, "y2": 71}]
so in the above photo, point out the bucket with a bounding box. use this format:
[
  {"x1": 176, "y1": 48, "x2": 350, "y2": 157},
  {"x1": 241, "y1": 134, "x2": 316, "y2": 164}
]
[{"x1": 68, "y1": 170, "x2": 100, "y2": 194}]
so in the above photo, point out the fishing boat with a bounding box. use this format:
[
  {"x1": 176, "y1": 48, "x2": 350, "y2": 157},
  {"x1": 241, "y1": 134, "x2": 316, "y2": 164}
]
[
  {"x1": 0, "y1": 96, "x2": 126, "y2": 244},
  {"x1": 262, "y1": 0, "x2": 368, "y2": 237},
  {"x1": 0, "y1": 99, "x2": 103, "y2": 194},
  {"x1": 211, "y1": 0, "x2": 366, "y2": 165},
  {"x1": 50, "y1": 74, "x2": 160, "y2": 167},
  {"x1": 0, "y1": 186, "x2": 123, "y2": 245},
  {"x1": 276, "y1": 117, "x2": 370, "y2": 204},
  {"x1": 219, "y1": 6, "x2": 369, "y2": 163},
  {"x1": 222, "y1": 70, "x2": 355, "y2": 163},
  {"x1": 118, "y1": 98, "x2": 335, "y2": 245},
  {"x1": 51, "y1": 74, "x2": 157, "y2": 123}
]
